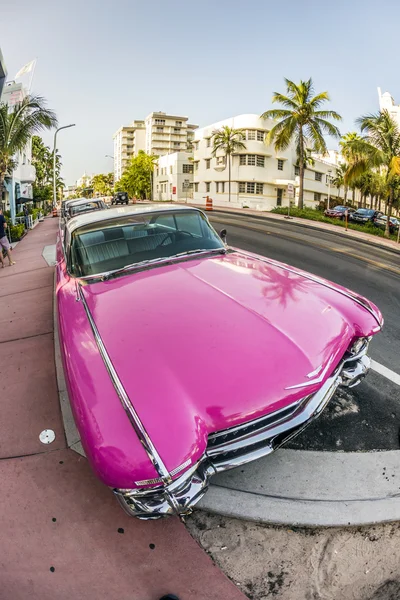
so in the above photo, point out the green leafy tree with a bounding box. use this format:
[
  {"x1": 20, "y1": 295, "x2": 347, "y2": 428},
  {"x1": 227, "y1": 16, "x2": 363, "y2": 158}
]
[
  {"x1": 31, "y1": 135, "x2": 63, "y2": 205},
  {"x1": 344, "y1": 110, "x2": 400, "y2": 236},
  {"x1": 118, "y1": 151, "x2": 157, "y2": 199},
  {"x1": 261, "y1": 78, "x2": 342, "y2": 209},
  {"x1": 0, "y1": 96, "x2": 57, "y2": 190},
  {"x1": 211, "y1": 126, "x2": 246, "y2": 203},
  {"x1": 91, "y1": 172, "x2": 114, "y2": 196}
]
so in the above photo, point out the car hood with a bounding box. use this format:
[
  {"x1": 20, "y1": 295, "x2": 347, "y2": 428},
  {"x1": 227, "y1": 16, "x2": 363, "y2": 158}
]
[{"x1": 81, "y1": 250, "x2": 381, "y2": 473}]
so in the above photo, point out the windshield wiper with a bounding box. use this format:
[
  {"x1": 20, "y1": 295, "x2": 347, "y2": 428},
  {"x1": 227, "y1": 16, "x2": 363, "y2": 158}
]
[{"x1": 89, "y1": 247, "x2": 227, "y2": 281}]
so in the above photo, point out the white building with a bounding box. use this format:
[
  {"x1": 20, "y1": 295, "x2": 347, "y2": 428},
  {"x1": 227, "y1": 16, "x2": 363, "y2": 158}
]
[
  {"x1": 153, "y1": 152, "x2": 194, "y2": 202},
  {"x1": 145, "y1": 112, "x2": 197, "y2": 157},
  {"x1": 113, "y1": 120, "x2": 146, "y2": 181},
  {"x1": 76, "y1": 172, "x2": 92, "y2": 189},
  {"x1": 378, "y1": 87, "x2": 400, "y2": 127},
  {"x1": 190, "y1": 114, "x2": 346, "y2": 211},
  {"x1": 0, "y1": 81, "x2": 36, "y2": 217}
]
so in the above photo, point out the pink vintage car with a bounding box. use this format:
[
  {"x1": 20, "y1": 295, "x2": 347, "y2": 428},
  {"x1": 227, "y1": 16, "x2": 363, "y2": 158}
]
[{"x1": 56, "y1": 204, "x2": 382, "y2": 519}]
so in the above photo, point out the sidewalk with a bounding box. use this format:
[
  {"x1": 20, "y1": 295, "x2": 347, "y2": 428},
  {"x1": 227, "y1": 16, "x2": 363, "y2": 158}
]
[
  {"x1": 175, "y1": 201, "x2": 400, "y2": 255},
  {"x1": 0, "y1": 218, "x2": 245, "y2": 600}
]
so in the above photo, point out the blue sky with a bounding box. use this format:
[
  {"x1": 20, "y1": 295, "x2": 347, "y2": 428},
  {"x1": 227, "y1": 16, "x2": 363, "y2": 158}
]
[{"x1": 2, "y1": 0, "x2": 400, "y2": 184}]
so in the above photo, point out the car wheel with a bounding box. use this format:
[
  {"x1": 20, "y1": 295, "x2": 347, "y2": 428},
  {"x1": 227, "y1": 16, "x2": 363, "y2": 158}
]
[{"x1": 126, "y1": 200, "x2": 128, "y2": 204}]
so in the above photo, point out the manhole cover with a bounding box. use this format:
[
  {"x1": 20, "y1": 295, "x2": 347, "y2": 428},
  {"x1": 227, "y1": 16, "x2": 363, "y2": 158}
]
[{"x1": 39, "y1": 429, "x2": 56, "y2": 444}]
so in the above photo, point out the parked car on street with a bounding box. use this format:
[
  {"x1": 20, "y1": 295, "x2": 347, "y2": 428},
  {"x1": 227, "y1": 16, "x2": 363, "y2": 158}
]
[
  {"x1": 324, "y1": 206, "x2": 355, "y2": 220},
  {"x1": 350, "y1": 208, "x2": 382, "y2": 224},
  {"x1": 66, "y1": 198, "x2": 108, "y2": 220},
  {"x1": 374, "y1": 214, "x2": 399, "y2": 233},
  {"x1": 112, "y1": 192, "x2": 129, "y2": 205},
  {"x1": 56, "y1": 204, "x2": 383, "y2": 519},
  {"x1": 61, "y1": 197, "x2": 86, "y2": 220}
]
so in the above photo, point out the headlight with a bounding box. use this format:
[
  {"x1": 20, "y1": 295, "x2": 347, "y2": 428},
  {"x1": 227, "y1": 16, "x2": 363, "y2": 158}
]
[{"x1": 349, "y1": 337, "x2": 370, "y2": 356}]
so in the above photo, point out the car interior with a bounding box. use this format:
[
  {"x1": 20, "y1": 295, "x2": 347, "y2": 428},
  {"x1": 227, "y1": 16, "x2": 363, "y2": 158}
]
[{"x1": 68, "y1": 211, "x2": 223, "y2": 276}]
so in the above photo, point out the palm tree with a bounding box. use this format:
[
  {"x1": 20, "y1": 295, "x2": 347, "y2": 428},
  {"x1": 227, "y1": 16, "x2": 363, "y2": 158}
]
[
  {"x1": 344, "y1": 110, "x2": 400, "y2": 237},
  {"x1": 340, "y1": 132, "x2": 363, "y2": 206},
  {"x1": 211, "y1": 126, "x2": 246, "y2": 203},
  {"x1": 332, "y1": 163, "x2": 347, "y2": 203},
  {"x1": 0, "y1": 95, "x2": 57, "y2": 192},
  {"x1": 261, "y1": 78, "x2": 342, "y2": 209}
]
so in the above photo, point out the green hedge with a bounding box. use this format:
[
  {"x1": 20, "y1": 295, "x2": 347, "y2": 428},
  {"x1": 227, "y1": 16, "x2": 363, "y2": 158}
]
[
  {"x1": 9, "y1": 223, "x2": 25, "y2": 241},
  {"x1": 271, "y1": 206, "x2": 398, "y2": 241}
]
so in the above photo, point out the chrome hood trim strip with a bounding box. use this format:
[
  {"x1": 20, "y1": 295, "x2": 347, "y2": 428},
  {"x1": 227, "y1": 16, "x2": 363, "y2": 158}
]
[
  {"x1": 77, "y1": 284, "x2": 173, "y2": 487},
  {"x1": 235, "y1": 249, "x2": 383, "y2": 327}
]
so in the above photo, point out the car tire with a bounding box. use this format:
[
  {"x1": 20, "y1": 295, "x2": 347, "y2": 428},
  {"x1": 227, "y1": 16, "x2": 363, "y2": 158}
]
[{"x1": 126, "y1": 200, "x2": 128, "y2": 204}]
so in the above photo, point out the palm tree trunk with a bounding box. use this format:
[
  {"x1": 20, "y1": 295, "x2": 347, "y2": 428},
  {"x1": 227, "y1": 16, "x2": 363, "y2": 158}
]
[
  {"x1": 352, "y1": 187, "x2": 355, "y2": 206},
  {"x1": 385, "y1": 187, "x2": 394, "y2": 238},
  {"x1": 344, "y1": 185, "x2": 348, "y2": 204},
  {"x1": 298, "y1": 129, "x2": 304, "y2": 210},
  {"x1": 228, "y1": 154, "x2": 231, "y2": 203}
]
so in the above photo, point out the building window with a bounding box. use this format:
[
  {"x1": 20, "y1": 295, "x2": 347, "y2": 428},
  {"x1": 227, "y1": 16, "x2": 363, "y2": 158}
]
[
  {"x1": 155, "y1": 119, "x2": 165, "y2": 125},
  {"x1": 175, "y1": 121, "x2": 182, "y2": 126},
  {"x1": 206, "y1": 159, "x2": 211, "y2": 169},
  {"x1": 238, "y1": 182, "x2": 246, "y2": 193},
  {"x1": 182, "y1": 182, "x2": 193, "y2": 191},
  {"x1": 315, "y1": 171, "x2": 322, "y2": 182},
  {"x1": 183, "y1": 164, "x2": 193, "y2": 174},
  {"x1": 174, "y1": 142, "x2": 180, "y2": 147},
  {"x1": 257, "y1": 155, "x2": 265, "y2": 167},
  {"x1": 247, "y1": 154, "x2": 256, "y2": 166},
  {"x1": 257, "y1": 130, "x2": 264, "y2": 142},
  {"x1": 314, "y1": 192, "x2": 321, "y2": 202},
  {"x1": 247, "y1": 182, "x2": 255, "y2": 193},
  {"x1": 239, "y1": 154, "x2": 265, "y2": 167},
  {"x1": 277, "y1": 189, "x2": 283, "y2": 206},
  {"x1": 206, "y1": 138, "x2": 211, "y2": 148},
  {"x1": 216, "y1": 156, "x2": 225, "y2": 166},
  {"x1": 173, "y1": 128, "x2": 180, "y2": 133},
  {"x1": 247, "y1": 130, "x2": 255, "y2": 140},
  {"x1": 170, "y1": 183, "x2": 173, "y2": 193},
  {"x1": 170, "y1": 166, "x2": 173, "y2": 174},
  {"x1": 194, "y1": 182, "x2": 199, "y2": 192},
  {"x1": 194, "y1": 141, "x2": 199, "y2": 150},
  {"x1": 216, "y1": 182, "x2": 225, "y2": 193},
  {"x1": 156, "y1": 127, "x2": 164, "y2": 132},
  {"x1": 194, "y1": 162, "x2": 199, "y2": 172},
  {"x1": 239, "y1": 155, "x2": 246, "y2": 166},
  {"x1": 256, "y1": 183, "x2": 263, "y2": 194},
  {"x1": 156, "y1": 169, "x2": 159, "y2": 176},
  {"x1": 238, "y1": 182, "x2": 263, "y2": 194},
  {"x1": 205, "y1": 182, "x2": 211, "y2": 192},
  {"x1": 277, "y1": 159, "x2": 284, "y2": 171},
  {"x1": 294, "y1": 165, "x2": 300, "y2": 176}
]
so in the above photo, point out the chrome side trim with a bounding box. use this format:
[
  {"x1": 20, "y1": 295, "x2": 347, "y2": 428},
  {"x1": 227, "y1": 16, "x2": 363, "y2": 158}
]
[
  {"x1": 77, "y1": 284, "x2": 172, "y2": 486},
  {"x1": 235, "y1": 249, "x2": 383, "y2": 327}
]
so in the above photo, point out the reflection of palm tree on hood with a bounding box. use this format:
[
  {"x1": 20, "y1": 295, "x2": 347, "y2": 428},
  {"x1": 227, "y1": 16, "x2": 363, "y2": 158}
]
[{"x1": 252, "y1": 265, "x2": 310, "y2": 309}]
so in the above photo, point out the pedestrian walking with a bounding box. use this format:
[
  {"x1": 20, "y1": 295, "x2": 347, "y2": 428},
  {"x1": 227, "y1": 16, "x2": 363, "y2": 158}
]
[
  {"x1": 0, "y1": 209, "x2": 15, "y2": 266},
  {"x1": 23, "y1": 204, "x2": 30, "y2": 230}
]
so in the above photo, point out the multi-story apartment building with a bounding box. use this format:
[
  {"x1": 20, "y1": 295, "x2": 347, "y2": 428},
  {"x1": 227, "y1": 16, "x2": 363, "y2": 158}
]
[
  {"x1": 153, "y1": 152, "x2": 194, "y2": 202},
  {"x1": 145, "y1": 112, "x2": 198, "y2": 157},
  {"x1": 378, "y1": 87, "x2": 400, "y2": 127},
  {"x1": 113, "y1": 120, "x2": 146, "y2": 181},
  {"x1": 0, "y1": 81, "x2": 36, "y2": 219},
  {"x1": 190, "y1": 114, "x2": 346, "y2": 211}
]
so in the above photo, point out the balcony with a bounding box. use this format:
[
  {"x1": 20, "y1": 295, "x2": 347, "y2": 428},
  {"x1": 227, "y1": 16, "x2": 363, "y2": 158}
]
[{"x1": 17, "y1": 163, "x2": 36, "y2": 183}]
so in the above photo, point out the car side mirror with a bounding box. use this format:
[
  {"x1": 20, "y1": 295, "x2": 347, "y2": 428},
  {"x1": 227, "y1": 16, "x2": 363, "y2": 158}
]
[{"x1": 219, "y1": 228, "x2": 227, "y2": 243}]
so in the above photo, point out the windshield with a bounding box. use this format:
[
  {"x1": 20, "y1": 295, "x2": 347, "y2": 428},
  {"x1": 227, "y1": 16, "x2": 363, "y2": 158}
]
[
  {"x1": 332, "y1": 206, "x2": 346, "y2": 212},
  {"x1": 69, "y1": 209, "x2": 224, "y2": 277},
  {"x1": 70, "y1": 201, "x2": 106, "y2": 217},
  {"x1": 355, "y1": 209, "x2": 374, "y2": 216}
]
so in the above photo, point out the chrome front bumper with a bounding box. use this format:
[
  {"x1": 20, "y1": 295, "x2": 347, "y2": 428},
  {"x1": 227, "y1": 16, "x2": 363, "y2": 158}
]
[{"x1": 114, "y1": 347, "x2": 371, "y2": 519}]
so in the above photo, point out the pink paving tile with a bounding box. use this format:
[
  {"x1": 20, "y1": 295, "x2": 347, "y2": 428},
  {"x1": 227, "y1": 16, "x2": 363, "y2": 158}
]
[
  {"x1": 0, "y1": 268, "x2": 53, "y2": 298},
  {"x1": 0, "y1": 449, "x2": 245, "y2": 600},
  {"x1": 0, "y1": 286, "x2": 53, "y2": 342},
  {"x1": 0, "y1": 334, "x2": 65, "y2": 458}
]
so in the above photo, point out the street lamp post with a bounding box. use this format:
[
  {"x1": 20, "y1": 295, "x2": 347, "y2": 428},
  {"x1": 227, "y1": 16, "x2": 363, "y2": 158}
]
[
  {"x1": 327, "y1": 169, "x2": 332, "y2": 211},
  {"x1": 53, "y1": 124, "x2": 75, "y2": 208}
]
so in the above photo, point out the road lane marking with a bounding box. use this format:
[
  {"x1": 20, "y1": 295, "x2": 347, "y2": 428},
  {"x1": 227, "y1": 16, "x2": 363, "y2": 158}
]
[
  {"x1": 210, "y1": 216, "x2": 400, "y2": 276},
  {"x1": 370, "y1": 360, "x2": 400, "y2": 386}
]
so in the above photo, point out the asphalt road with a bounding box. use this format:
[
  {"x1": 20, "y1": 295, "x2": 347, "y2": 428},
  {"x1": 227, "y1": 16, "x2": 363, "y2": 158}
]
[{"x1": 208, "y1": 211, "x2": 400, "y2": 451}]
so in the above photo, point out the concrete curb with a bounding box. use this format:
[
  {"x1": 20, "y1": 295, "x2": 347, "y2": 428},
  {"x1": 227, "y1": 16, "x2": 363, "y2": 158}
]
[
  {"x1": 198, "y1": 448, "x2": 400, "y2": 527},
  {"x1": 180, "y1": 203, "x2": 400, "y2": 256}
]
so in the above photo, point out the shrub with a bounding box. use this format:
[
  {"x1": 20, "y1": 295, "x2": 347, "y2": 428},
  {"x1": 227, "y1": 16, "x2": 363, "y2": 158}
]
[{"x1": 9, "y1": 223, "x2": 25, "y2": 241}]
